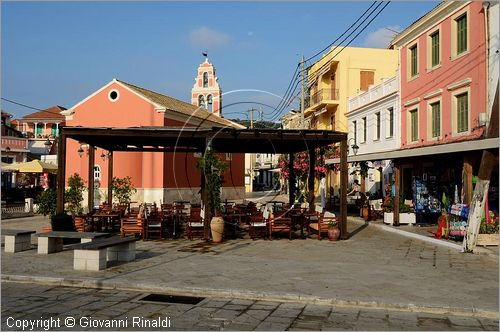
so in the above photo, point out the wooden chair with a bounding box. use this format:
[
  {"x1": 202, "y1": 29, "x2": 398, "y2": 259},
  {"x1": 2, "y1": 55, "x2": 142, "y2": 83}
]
[
  {"x1": 145, "y1": 210, "x2": 163, "y2": 240},
  {"x1": 120, "y1": 208, "x2": 145, "y2": 239},
  {"x1": 268, "y1": 214, "x2": 292, "y2": 240},
  {"x1": 308, "y1": 211, "x2": 336, "y2": 240},
  {"x1": 249, "y1": 212, "x2": 268, "y2": 240},
  {"x1": 186, "y1": 207, "x2": 204, "y2": 240},
  {"x1": 369, "y1": 199, "x2": 384, "y2": 220}
]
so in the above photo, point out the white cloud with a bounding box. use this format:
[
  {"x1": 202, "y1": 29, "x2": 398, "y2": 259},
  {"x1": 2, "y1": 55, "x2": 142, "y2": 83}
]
[
  {"x1": 362, "y1": 25, "x2": 401, "y2": 48},
  {"x1": 188, "y1": 27, "x2": 231, "y2": 49}
]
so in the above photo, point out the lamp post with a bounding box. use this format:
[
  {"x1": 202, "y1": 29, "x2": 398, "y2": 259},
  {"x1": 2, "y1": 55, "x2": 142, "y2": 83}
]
[
  {"x1": 44, "y1": 138, "x2": 52, "y2": 154},
  {"x1": 347, "y1": 138, "x2": 359, "y2": 156}
]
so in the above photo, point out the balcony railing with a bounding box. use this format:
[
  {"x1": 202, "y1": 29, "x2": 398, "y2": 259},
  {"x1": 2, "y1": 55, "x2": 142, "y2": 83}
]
[{"x1": 307, "y1": 89, "x2": 339, "y2": 108}]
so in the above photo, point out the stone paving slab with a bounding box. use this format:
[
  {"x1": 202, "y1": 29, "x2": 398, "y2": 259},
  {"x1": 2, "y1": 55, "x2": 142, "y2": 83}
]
[{"x1": 1, "y1": 215, "x2": 499, "y2": 320}]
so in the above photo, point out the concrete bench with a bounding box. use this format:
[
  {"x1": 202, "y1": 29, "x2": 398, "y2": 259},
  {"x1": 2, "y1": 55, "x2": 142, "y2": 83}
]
[
  {"x1": 36, "y1": 231, "x2": 110, "y2": 254},
  {"x1": 2, "y1": 229, "x2": 36, "y2": 253},
  {"x1": 71, "y1": 236, "x2": 137, "y2": 271}
]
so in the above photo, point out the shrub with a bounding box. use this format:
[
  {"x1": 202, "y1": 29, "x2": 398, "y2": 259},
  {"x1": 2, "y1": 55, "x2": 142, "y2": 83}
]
[
  {"x1": 35, "y1": 189, "x2": 56, "y2": 217},
  {"x1": 66, "y1": 173, "x2": 86, "y2": 216}
]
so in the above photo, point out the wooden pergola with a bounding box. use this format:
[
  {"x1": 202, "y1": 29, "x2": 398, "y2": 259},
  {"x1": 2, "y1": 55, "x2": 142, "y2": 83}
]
[{"x1": 57, "y1": 126, "x2": 349, "y2": 239}]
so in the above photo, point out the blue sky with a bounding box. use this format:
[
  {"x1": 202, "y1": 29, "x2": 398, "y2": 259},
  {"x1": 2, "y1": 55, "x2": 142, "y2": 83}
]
[{"x1": 1, "y1": 1, "x2": 439, "y2": 122}]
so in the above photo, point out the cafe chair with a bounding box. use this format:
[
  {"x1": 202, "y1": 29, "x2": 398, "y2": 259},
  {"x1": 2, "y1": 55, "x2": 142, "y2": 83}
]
[
  {"x1": 145, "y1": 210, "x2": 163, "y2": 240},
  {"x1": 186, "y1": 207, "x2": 204, "y2": 240},
  {"x1": 249, "y1": 212, "x2": 268, "y2": 240},
  {"x1": 308, "y1": 211, "x2": 336, "y2": 240},
  {"x1": 268, "y1": 213, "x2": 292, "y2": 240},
  {"x1": 121, "y1": 207, "x2": 145, "y2": 239}
]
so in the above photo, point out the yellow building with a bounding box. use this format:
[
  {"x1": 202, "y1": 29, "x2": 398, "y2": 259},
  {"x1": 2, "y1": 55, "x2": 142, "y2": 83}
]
[{"x1": 304, "y1": 46, "x2": 398, "y2": 132}]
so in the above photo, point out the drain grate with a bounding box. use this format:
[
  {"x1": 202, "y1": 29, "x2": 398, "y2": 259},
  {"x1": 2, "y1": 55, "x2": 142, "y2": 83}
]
[{"x1": 138, "y1": 293, "x2": 205, "y2": 305}]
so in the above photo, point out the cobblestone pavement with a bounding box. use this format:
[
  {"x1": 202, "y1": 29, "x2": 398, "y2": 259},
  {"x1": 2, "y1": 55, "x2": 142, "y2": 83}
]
[{"x1": 1, "y1": 282, "x2": 498, "y2": 331}]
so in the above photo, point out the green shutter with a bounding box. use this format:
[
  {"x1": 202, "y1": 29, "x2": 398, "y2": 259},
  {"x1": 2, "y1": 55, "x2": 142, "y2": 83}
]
[
  {"x1": 410, "y1": 45, "x2": 418, "y2": 76},
  {"x1": 457, "y1": 14, "x2": 467, "y2": 54},
  {"x1": 457, "y1": 93, "x2": 468, "y2": 132},
  {"x1": 376, "y1": 113, "x2": 380, "y2": 139},
  {"x1": 431, "y1": 102, "x2": 440, "y2": 137},
  {"x1": 431, "y1": 32, "x2": 440, "y2": 67},
  {"x1": 410, "y1": 110, "x2": 418, "y2": 142},
  {"x1": 389, "y1": 109, "x2": 394, "y2": 137}
]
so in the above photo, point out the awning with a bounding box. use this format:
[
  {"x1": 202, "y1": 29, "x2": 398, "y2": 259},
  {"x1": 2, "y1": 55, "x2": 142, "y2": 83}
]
[
  {"x1": 3, "y1": 159, "x2": 58, "y2": 173},
  {"x1": 326, "y1": 138, "x2": 499, "y2": 164}
]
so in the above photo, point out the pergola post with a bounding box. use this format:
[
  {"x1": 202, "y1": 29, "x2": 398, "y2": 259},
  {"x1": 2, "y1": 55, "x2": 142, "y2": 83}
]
[
  {"x1": 56, "y1": 132, "x2": 66, "y2": 214},
  {"x1": 288, "y1": 153, "x2": 295, "y2": 206},
  {"x1": 394, "y1": 164, "x2": 400, "y2": 226},
  {"x1": 107, "y1": 151, "x2": 113, "y2": 206},
  {"x1": 201, "y1": 141, "x2": 211, "y2": 240},
  {"x1": 308, "y1": 148, "x2": 316, "y2": 213},
  {"x1": 87, "y1": 145, "x2": 95, "y2": 213},
  {"x1": 340, "y1": 138, "x2": 348, "y2": 239}
]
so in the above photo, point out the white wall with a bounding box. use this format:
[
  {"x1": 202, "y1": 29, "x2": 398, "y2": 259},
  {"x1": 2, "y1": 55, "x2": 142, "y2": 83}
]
[{"x1": 346, "y1": 76, "x2": 400, "y2": 155}]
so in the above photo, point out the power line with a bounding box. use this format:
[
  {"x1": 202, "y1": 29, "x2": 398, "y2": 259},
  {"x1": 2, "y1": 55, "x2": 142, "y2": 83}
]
[
  {"x1": 269, "y1": 64, "x2": 300, "y2": 119},
  {"x1": 301, "y1": 1, "x2": 385, "y2": 76},
  {"x1": 304, "y1": 1, "x2": 378, "y2": 63},
  {"x1": 301, "y1": 1, "x2": 390, "y2": 80},
  {"x1": 1, "y1": 97, "x2": 43, "y2": 111}
]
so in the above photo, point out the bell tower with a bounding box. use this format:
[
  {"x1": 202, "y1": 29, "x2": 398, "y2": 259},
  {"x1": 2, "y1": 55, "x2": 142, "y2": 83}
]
[{"x1": 191, "y1": 56, "x2": 222, "y2": 116}]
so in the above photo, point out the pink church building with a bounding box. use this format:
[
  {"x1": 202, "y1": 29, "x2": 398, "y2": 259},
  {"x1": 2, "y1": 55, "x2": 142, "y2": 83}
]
[{"x1": 62, "y1": 59, "x2": 245, "y2": 208}]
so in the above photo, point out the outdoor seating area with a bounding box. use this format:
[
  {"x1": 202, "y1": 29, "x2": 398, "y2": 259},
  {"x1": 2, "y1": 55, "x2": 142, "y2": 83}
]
[{"x1": 64, "y1": 200, "x2": 339, "y2": 242}]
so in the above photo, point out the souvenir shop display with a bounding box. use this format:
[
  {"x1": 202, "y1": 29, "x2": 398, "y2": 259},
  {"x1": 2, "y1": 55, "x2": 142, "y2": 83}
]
[
  {"x1": 448, "y1": 203, "x2": 469, "y2": 238},
  {"x1": 413, "y1": 176, "x2": 441, "y2": 224}
]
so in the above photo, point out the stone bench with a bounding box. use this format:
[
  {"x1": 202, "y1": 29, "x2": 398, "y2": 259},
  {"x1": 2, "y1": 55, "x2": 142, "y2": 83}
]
[
  {"x1": 36, "y1": 231, "x2": 110, "y2": 254},
  {"x1": 2, "y1": 229, "x2": 36, "y2": 253},
  {"x1": 71, "y1": 236, "x2": 137, "y2": 271}
]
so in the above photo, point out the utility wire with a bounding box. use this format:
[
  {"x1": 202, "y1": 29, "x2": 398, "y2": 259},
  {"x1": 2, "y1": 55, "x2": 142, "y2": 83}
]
[
  {"x1": 1, "y1": 97, "x2": 43, "y2": 111},
  {"x1": 299, "y1": 1, "x2": 389, "y2": 85},
  {"x1": 300, "y1": 1, "x2": 385, "y2": 76},
  {"x1": 269, "y1": 63, "x2": 300, "y2": 119},
  {"x1": 304, "y1": 1, "x2": 378, "y2": 63}
]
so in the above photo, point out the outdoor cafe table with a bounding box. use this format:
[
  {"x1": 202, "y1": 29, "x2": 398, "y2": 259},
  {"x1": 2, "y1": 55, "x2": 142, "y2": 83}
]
[{"x1": 90, "y1": 212, "x2": 121, "y2": 232}]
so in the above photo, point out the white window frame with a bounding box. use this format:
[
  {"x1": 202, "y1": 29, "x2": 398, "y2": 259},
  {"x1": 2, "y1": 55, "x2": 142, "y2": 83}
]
[
  {"x1": 451, "y1": 7, "x2": 470, "y2": 60},
  {"x1": 426, "y1": 25, "x2": 442, "y2": 71},
  {"x1": 93, "y1": 165, "x2": 101, "y2": 180},
  {"x1": 374, "y1": 112, "x2": 381, "y2": 141},
  {"x1": 426, "y1": 97, "x2": 442, "y2": 141},
  {"x1": 406, "y1": 106, "x2": 419, "y2": 143},
  {"x1": 407, "y1": 40, "x2": 420, "y2": 81},
  {"x1": 226, "y1": 153, "x2": 232, "y2": 161},
  {"x1": 361, "y1": 117, "x2": 367, "y2": 143},
  {"x1": 386, "y1": 107, "x2": 394, "y2": 139},
  {"x1": 451, "y1": 87, "x2": 471, "y2": 136}
]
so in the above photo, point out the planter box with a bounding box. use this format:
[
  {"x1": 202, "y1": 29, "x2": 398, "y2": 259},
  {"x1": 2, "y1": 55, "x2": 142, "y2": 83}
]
[
  {"x1": 477, "y1": 234, "x2": 499, "y2": 246},
  {"x1": 383, "y1": 212, "x2": 416, "y2": 225}
]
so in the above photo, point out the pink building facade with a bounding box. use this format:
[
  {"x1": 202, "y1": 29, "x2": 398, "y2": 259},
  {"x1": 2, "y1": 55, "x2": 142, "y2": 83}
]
[
  {"x1": 392, "y1": 1, "x2": 488, "y2": 149},
  {"x1": 62, "y1": 75, "x2": 245, "y2": 208},
  {"x1": 191, "y1": 58, "x2": 222, "y2": 116}
]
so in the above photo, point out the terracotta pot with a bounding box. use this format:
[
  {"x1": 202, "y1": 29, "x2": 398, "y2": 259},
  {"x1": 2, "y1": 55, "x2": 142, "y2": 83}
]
[
  {"x1": 328, "y1": 227, "x2": 340, "y2": 241},
  {"x1": 210, "y1": 217, "x2": 224, "y2": 243},
  {"x1": 361, "y1": 207, "x2": 370, "y2": 220}
]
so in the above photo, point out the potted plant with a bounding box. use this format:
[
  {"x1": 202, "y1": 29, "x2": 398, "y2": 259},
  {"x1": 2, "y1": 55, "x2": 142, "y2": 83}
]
[
  {"x1": 56, "y1": 173, "x2": 86, "y2": 232},
  {"x1": 196, "y1": 148, "x2": 228, "y2": 242},
  {"x1": 35, "y1": 189, "x2": 57, "y2": 232},
  {"x1": 477, "y1": 210, "x2": 499, "y2": 246},
  {"x1": 327, "y1": 219, "x2": 340, "y2": 241},
  {"x1": 382, "y1": 196, "x2": 416, "y2": 225},
  {"x1": 110, "y1": 176, "x2": 137, "y2": 206}
]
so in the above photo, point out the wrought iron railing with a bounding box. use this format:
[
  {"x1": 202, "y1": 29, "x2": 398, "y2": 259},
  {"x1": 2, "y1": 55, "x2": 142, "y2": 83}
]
[{"x1": 307, "y1": 89, "x2": 339, "y2": 106}]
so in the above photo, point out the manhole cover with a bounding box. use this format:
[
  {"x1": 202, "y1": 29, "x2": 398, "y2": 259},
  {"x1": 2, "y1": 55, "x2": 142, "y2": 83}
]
[{"x1": 138, "y1": 294, "x2": 205, "y2": 305}]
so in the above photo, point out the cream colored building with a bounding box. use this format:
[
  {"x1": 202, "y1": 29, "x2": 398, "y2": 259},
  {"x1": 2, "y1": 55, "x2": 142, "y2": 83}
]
[{"x1": 304, "y1": 46, "x2": 398, "y2": 132}]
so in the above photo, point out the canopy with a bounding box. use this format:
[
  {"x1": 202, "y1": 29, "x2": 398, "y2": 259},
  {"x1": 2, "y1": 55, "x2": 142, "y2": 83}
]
[{"x1": 3, "y1": 160, "x2": 58, "y2": 174}]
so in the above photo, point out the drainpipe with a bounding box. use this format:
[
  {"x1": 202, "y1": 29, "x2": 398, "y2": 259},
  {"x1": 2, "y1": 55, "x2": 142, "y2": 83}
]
[{"x1": 483, "y1": 1, "x2": 490, "y2": 125}]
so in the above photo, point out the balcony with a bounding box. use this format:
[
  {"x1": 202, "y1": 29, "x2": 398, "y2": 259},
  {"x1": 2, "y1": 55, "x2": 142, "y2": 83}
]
[{"x1": 305, "y1": 88, "x2": 339, "y2": 112}]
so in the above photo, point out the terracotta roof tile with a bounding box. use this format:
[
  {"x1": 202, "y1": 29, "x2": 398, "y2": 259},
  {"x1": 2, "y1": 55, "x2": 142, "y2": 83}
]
[
  {"x1": 22, "y1": 106, "x2": 66, "y2": 121},
  {"x1": 117, "y1": 79, "x2": 244, "y2": 129}
]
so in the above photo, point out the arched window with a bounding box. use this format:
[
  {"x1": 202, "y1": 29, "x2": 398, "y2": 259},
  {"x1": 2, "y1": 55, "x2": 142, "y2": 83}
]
[
  {"x1": 93, "y1": 165, "x2": 101, "y2": 180},
  {"x1": 198, "y1": 95, "x2": 205, "y2": 108},
  {"x1": 203, "y1": 72, "x2": 209, "y2": 88},
  {"x1": 207, "y1": 95, "x2": 213, "y2": 113}
]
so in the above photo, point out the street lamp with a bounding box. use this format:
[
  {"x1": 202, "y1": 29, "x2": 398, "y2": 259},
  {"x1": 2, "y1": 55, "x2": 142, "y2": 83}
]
[
  {"x1": 347, "y1": 138, "x2": 359, "y2": 156},
  {"x1": 44, "y1": 138, "x2": 52, "y2": 154},
  {"x1": 77, "y1": 145, "x2": 84, "y2": 158}
]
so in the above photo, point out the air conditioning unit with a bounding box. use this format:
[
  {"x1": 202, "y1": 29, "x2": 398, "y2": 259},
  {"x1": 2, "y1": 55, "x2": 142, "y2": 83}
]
[{"x1": 478, "y1": 112, "x2": 488, "y2": 126}]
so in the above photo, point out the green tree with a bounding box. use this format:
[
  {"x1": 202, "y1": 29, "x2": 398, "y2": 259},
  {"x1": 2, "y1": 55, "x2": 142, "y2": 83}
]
[
  {"x1": 35, "y1": 189, "x2": 56, "y2": 217},
  {"x1": 110, "y1": 176, "x2": 136, "y2": 204},
  {"x1": 65, "y1": 173, "x2": 86, "y2": 216}
]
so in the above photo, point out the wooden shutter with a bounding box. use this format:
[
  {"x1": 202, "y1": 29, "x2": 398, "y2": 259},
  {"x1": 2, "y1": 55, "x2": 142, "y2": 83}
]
[{"x1": 360, "y1": 71, "x2": 374, "y2": 91}]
